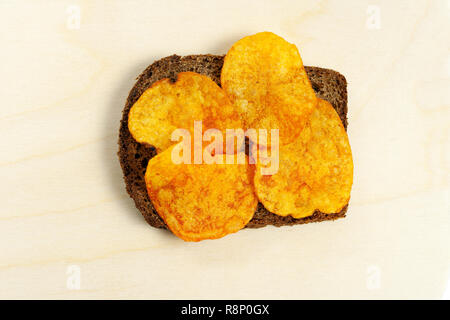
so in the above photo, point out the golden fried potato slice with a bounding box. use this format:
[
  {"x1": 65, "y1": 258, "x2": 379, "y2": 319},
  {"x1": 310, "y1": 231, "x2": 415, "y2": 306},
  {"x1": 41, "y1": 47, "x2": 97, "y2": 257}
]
[
  {"x1": 128, "y1": 72, "x2": 242, "y2": 152},
  {"x1": 221, "y1": 32, "x2": 317, "y2": 146},
  {"x1": 254, "y1": 99, "x2": 353, "y2": 218},
  {"x1": 145, "y1": 144, "x2": 258, "y2": 241}
]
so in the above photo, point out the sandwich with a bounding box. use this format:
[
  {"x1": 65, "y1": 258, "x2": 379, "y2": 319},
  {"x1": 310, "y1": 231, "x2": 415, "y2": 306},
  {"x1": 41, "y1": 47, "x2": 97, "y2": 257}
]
[{"x1": 118, "y1": 32, "x2": 353, "y2": 241}]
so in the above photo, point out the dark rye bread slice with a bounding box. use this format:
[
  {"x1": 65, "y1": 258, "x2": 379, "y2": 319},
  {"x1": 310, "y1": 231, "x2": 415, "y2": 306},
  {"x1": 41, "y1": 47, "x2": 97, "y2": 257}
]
[{"x1": 118, "y1": 54, "x2": 348, "y2": 230}]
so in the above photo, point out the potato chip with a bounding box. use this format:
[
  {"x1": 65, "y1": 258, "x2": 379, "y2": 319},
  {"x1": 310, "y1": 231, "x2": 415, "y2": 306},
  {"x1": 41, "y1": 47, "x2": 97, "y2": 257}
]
[
  {"x1": 128, "y1": 72, "x2": 242, "y2": 152},
  {"x1": 145, "y1": 144, "x2": 258, "y2": 241},
  {"x1": 254, "y1": 99, "x2": 353, "y2": 218},
  {"x1": 221, "y1": 32, "x2": 317, "y2": 146}
]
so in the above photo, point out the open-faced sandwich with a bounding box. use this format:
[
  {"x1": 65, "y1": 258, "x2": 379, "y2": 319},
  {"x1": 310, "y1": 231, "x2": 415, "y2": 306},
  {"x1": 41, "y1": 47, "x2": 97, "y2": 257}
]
[{"x1": 118, "y1": 32, "x2": 353, "y2": 241}]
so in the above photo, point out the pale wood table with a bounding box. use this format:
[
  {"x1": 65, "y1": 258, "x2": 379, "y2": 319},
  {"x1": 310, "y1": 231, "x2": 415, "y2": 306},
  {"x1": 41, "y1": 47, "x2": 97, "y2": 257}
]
[{"x1": 0, "y1": 0, "x2": 449, "y2": 299}]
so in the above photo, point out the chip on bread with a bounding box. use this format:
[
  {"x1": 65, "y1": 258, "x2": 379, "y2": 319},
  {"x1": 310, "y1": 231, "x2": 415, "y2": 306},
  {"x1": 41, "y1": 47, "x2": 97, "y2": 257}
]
[
  {"x1": 221, "y1": 32, "x2": 317, "y2": 146},
  {"x1": 145, "y1": 144, "x2": 258, "y2": 241},
  {"x1": 128, "y1": 72, "x2": 242, "y2": 152},
  {"x1": 254, "y1": 99, "x2": 353, "y2": 218}
]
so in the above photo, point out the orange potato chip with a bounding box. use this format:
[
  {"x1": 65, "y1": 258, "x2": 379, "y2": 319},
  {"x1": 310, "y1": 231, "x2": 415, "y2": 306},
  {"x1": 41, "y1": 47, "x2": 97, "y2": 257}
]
[
  {"x1": 145, "y1": 144, "x2": 258, "y2": 241},
  {"x1": 128, "y1": 72, "x2": 242, "y2": 152},
  {"x1": 221, "y1": 32, "x2": 317, "y2": 146},
  {"x1": 254, "y1": 99, "x2": 353, "y2": 218}
]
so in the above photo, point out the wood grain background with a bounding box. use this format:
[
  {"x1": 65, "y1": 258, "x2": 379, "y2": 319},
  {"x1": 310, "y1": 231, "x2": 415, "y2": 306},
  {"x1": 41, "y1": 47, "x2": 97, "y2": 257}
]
[{"x1": 0, "y1": 0, "x2": 449, "y2": 299}]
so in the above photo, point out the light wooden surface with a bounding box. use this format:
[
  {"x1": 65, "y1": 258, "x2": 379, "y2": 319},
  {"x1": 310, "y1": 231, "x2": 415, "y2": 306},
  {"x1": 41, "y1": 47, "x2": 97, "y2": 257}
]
[{"x1": 0, "y1": 0, "x2": 449, "y2": 299}]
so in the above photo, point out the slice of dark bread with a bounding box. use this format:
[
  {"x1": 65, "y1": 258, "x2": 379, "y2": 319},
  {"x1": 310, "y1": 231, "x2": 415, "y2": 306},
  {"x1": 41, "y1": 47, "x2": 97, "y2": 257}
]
[{"x1": 118, "y1": 54, "x2": 348, "y2": 230}]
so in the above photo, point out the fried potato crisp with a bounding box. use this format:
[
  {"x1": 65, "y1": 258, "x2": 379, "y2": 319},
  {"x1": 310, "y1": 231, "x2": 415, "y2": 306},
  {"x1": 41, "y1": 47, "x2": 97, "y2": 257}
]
[
  {"x1": 145, "y1": 144, "x2": 258, "y2": 241},
  {"x1": 128, "y1": 72, "x2": 242, "y2": 152},
  {"x1": 254, "y1": 99, "x2": 353, "y2": 218},
  {"x1": 221, "y1": 32, "x2": 317, "y2": 146}
]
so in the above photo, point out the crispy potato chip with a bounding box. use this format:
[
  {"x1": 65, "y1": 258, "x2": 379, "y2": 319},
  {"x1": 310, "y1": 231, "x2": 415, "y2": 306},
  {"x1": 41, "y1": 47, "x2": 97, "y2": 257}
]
[
  {"x1": 221, "y1": 32, "x2": 317, "y2": 146},
  {"x1": 128, "y1": 72, "x2": 242, "y2": 152},
  {"x1": 145, "y1": 144, "x2": 257, "y2": 241},
  {"x1": 254, "y1": 99, "x2": 353, "y2": 218}
]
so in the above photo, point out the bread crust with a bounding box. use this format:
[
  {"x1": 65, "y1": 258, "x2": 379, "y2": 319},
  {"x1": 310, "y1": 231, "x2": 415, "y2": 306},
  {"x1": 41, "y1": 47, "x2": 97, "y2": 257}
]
[{"x1": 118, "y1": 54, "x2": 349, "y2": 230}]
